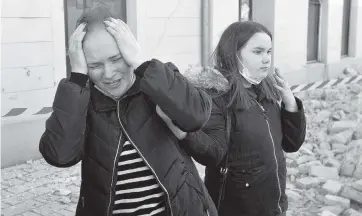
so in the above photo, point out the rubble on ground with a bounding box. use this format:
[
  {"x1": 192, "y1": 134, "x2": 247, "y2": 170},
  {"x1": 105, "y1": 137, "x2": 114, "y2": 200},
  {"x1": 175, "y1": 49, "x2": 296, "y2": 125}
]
[{"x1": 284, "y1": 80, "x2": 362, "y2": 216}]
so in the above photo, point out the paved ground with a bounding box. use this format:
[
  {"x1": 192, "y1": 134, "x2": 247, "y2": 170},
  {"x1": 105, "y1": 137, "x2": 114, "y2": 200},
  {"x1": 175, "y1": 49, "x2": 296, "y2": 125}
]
[
  {"x1": 1, "y1": 159, "x2": 207, "y2": 216},
  {"x1": 1, "y1": 159, "x2": 81, "y2": 216}
]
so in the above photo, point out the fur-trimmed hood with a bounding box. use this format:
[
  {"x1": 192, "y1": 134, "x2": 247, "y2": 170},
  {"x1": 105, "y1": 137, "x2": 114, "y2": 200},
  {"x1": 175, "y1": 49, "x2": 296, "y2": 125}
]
[
  {"x1": 182, "y1": 65, "x2": 230, "y2": 94},
  {"x1": 181, "y1": 65, "x2": 282, "y2": 110}
]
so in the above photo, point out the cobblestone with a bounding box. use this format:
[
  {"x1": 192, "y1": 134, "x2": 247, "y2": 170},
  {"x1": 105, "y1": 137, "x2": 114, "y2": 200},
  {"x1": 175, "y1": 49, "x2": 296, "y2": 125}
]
[
  {"x1": 2, "y1": 190, "x2": 15, "y2": 199},
  {"x1": 20, "y1": 212, "x2": 42, "y2": 216},
  {"x1": 1, "y1": 160, "x2": 81, "y2": 216},
  {"x1": 2, "y1": 178, "x2": 27, "y2": 188},
  {"x1": 2, "y1": 200, "x2": 43, "y2": 216},
  {"x1": 56, "y1": 208, "x2": 75, "y2": 216},
  {"x1": 2, "y1": 192, "x2": 38, "y2": 206},
  {"x1": 2, "y1": 202, "x2": 11, "y2": 210}
]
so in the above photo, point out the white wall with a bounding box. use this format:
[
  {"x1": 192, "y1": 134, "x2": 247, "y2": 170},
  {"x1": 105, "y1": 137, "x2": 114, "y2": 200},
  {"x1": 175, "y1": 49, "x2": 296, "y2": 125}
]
[
  {"x1": 210, "y1": 0, "x2": 239, "y2": 50},
  {"x1": 266, "y1": 0, "x2": 362, "y2": 84},
  {"x1": 350, "y1": 0, "x2": 362, "y2": 57},
  {"x1": 273, "y1": 0, "x2": 309, "y2": 73},
  {"x1": 131, "y1": 0, "x2": 203, "y2": 73},
  {"x1": 1, "y1": 0, "x2": 66, "y2": 118},
  {"x1": 1, "y1": 0, "x2": 66, "y2": 167},
  {"x1": 320, "y1": 0, "x2": 344, "y2": 64}
]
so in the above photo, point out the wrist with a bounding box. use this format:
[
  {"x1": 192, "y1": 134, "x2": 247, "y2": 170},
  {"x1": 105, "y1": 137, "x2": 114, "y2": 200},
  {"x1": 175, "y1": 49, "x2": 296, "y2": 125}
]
[
  {"x1": 178, "y1": 132, "x2": 188, "y2": 140},
  {"x1": 71, "y1": 68, "x2": 88, "y2": 75},
  {"x1": 134, "y1": 60, "x2": 151, "y2": 78},
  {"x1": 283, "y1": 97, "x2": 298, "y2": 112},
  {"x1": 69, "y1": 72, "x2": 89, "y2": 87}
]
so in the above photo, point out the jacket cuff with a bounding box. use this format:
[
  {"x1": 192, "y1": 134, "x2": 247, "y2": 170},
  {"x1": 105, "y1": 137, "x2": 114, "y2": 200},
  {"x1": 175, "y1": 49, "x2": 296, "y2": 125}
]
[
  {"x1": 179, "y1": 132, "x2": 207, "y2": 153},
  {"x1": 181, "y1": 132, "x2": 195, "y2": 142},
  {"x1": 281, "y1": 96, "x2": 304, "y2": 119},
  {"x1": 134, "y1": 61, "x2": 151, "y2": 78},
  {"x1": 69, "y1": 72, "x2": 89, "y2": 87}
]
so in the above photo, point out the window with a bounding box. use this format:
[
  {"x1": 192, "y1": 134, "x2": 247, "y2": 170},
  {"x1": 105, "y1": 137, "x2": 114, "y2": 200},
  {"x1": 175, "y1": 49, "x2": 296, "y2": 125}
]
[
  {"x1": 307, "y1": 0, "x2": 321, "y2": 62},
  {"x1": 341, "y1": 0, "x2": 351, "y2": 57},
  {"x1": 239, "y1": 0, "x2": 252, "y2": 21},
  {"x1": 63, "y1": 0, "x2": 127, "y2": 77}
]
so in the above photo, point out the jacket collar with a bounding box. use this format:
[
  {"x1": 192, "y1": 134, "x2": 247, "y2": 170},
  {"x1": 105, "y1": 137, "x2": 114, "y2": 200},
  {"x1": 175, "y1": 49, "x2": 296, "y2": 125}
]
[
  {"x1": 90, "y1": 76, "x2": 141, "y2": 112},
  {"x1": 251, "y1": 84, "x2": 267, "y2": 102}
]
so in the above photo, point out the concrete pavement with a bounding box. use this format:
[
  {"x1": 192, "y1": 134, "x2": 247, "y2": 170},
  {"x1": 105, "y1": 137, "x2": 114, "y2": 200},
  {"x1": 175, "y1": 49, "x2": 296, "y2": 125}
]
[
  {"x1": 1, "y1": 159, "x2": 80, "y2": 216},
  {"x1": 1, "y1": 159, "x2": 206, "y2": 216}
]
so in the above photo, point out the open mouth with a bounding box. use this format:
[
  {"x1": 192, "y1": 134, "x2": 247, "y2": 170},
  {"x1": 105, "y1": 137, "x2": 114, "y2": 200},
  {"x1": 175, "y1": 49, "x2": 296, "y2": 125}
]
[{"x1": 104, "y1": 78, "x2": 122, "y2": 87}]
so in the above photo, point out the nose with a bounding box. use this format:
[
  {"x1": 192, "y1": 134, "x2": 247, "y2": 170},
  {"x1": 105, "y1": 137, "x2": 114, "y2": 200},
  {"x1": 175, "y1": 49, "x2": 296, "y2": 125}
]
[
  {"x1": 103, "y1": 63, "x2": 117, "y2": 79},
  {"x1": 262, "y1": 53, "x2": 271, "y2": 64}
]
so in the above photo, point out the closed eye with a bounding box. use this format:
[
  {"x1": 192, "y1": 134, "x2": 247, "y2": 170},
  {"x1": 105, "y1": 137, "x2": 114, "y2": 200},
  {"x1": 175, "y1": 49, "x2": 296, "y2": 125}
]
[
  {"x1": 88, "y1": 64, "x2": 101, "y2": 69},
  {"x1": 111, "y1": 56, "x2": 123, "y2": 62}
]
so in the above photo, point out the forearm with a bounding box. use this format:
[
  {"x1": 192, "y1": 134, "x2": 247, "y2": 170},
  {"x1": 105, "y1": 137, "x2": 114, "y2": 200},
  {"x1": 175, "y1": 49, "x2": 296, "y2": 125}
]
[{"x1": 135, "y1": 59, "x2": 212, "y2": 132}]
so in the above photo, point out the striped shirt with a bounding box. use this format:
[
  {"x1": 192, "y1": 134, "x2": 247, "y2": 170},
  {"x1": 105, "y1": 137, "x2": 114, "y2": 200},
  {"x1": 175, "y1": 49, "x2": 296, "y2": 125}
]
[{"x1": 112, "y1": 141, "x2": 167, "y2": 215}]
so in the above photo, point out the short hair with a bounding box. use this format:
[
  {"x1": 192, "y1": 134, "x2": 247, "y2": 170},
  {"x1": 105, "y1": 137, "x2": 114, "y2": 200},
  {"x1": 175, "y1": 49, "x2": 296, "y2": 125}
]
[{"x1": 75, "y1": 3, "x2": 112, "y2": 32}]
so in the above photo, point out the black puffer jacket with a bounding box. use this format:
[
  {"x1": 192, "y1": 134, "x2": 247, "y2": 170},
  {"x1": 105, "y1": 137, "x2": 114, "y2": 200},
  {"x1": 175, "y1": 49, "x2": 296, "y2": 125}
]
[
  {"x1": 39, "y1": 59, "x2": 218, "y2": 216},
  {"x1": 179, "y1": 67, "x2": 306, "y2": 216}
]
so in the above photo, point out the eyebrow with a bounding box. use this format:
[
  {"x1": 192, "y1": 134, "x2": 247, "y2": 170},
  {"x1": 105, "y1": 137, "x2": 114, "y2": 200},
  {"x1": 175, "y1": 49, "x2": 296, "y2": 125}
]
[
  {"x1": 87, "y1": 54, "x2": 122, "y2": 65},
  {"x1": 87, "y1": 62, "x2": 100, "y2": 66},
  {"x1": 108, "y1": 54, "x2": 122, "y2": 60},
  {"x1": 253, "y1": 47, "x2": 272, "y2": 50}
]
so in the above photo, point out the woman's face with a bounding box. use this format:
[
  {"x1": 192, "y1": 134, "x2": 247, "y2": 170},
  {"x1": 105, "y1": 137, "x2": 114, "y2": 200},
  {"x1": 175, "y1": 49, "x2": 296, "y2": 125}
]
[
  {"x1": 83, "y1": 28, "x2": 134, "y2": 99},
  {"x1": 237, "y1": 32, "x2": 272, "y2": 85}
]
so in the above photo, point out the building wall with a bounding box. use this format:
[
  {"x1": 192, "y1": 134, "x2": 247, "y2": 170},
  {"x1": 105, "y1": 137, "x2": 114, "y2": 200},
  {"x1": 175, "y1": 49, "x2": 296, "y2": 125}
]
[
  {"x1": 273, "y1": 0, "x2": 309, "y2": 74},
  {"x1": 320, "y1": 0, "x2": 344, "y2": 64},
  {"x1": 273, "y1": 0, "x2": 362, "y2": 84},
  {"x1": 350, "y1": 0, "x2": 362, "y2": 57},
  {"x1": 129, "y1": 0, "x2": 203, "y2": 73},
  {"x1": 1, "y1": 0, "x2": 66, "y2": 168},
  {"x1": 210, "y1": 0, "x2": 239, "y2": 50},
  {"x1": 1, "y1": 0, "x2": 66, "y2": 116}
]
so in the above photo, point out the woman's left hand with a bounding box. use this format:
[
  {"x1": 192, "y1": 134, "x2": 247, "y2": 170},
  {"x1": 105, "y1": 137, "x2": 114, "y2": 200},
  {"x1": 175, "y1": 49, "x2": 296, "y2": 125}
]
[
  {"x1": 103, "y1": 17, "x2": 142, "y2": 69},
  {"x1": 273, "y1": 69, "x2": 298, "y2": 112},
  {"x1": 156, "y1": 105, "x2": 188, "y2": 140}
]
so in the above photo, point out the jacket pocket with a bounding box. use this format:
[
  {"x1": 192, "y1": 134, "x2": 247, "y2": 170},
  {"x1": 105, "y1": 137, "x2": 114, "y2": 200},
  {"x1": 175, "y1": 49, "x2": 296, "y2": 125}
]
[
  {"x1": 223, "y1": 161, "x2": 267, "y2": 213},
  {"x1": 228, "y1": 162, "x2": 268, "y2": 189},
  {"x1": 227, "y1": 132, "x2": 268, "y2": 189}
]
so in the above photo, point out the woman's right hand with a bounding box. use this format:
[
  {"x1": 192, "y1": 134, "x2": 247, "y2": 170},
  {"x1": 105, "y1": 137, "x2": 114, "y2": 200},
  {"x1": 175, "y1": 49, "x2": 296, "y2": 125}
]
[
  {"x1": 68, "y1": 23, "x2": 88, "y2": 75},
  {"x1": 156, "y1": 105, "x2": 188, "y2": 140}
]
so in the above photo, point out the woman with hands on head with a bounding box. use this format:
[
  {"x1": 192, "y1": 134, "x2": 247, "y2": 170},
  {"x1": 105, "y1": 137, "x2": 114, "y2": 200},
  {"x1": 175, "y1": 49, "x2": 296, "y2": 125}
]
[{"x1": 39, "y1": 4, "x2": 218, "y2": 216}]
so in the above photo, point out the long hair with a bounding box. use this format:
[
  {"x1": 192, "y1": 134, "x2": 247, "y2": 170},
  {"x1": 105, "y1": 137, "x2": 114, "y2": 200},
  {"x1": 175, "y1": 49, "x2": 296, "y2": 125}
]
[{"x1": 210, "y1": 21, "x2": 281, "y2": 110}]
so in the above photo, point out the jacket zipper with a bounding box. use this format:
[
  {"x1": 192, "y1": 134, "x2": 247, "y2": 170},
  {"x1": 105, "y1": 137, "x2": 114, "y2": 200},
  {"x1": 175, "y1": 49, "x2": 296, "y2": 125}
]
[
  {"x1": 253, "y1": 100, "x2": 282, "y2": 213},
  {"x1": 106, "y1": 116, "x2": 123, "y2": 215},
  {"x1": 110, "y1": 100, "x2": 174, "y2": 216}
]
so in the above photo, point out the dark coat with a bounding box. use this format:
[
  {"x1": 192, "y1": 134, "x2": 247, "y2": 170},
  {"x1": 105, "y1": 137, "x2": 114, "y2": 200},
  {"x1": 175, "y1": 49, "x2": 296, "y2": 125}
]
[
  {"x1": 179, "y1": 67, "x2": 306, "y2": 216},
  {"x1": 39, "y1": 59, "x2": 218, "y2": 216}
]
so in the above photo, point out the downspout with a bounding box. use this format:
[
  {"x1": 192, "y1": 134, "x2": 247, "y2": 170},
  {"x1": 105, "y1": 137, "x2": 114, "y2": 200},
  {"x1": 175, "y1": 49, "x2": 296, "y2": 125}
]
[{"x1": 201, "y1": 0, "x2": 213, "y2": 66}]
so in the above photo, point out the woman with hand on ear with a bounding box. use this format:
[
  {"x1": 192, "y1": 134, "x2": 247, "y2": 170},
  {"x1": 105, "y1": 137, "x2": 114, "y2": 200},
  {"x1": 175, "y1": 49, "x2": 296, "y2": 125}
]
[
  {"x1": 39, "y1": 4, "x2": 218, "y2": 216},
  {"x1": 157, "y1": 21, "x2": 306, "y2": 216}
]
